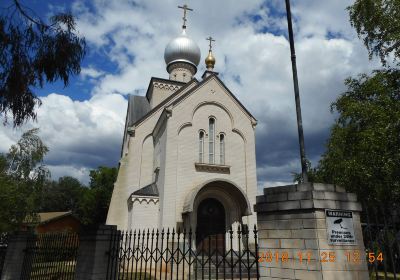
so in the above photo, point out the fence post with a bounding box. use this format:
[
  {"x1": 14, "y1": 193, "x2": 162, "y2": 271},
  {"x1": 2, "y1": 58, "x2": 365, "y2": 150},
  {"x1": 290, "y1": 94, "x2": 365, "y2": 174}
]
[
  {"x1": 0, "y1": 231, "x2": 30, "y2": 280},
  {"x1": 254, "y1": 182, "x2": 369, "y2": 280},
  {"x1": 74, "y1": 225, "x2": 118, "y2": 280}
]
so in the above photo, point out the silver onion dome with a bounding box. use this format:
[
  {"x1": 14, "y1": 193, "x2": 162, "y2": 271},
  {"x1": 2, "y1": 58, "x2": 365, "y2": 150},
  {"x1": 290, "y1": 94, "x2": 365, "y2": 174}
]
[{"x1": 164, "y1": 30, "x2": 201, "y2": 68}]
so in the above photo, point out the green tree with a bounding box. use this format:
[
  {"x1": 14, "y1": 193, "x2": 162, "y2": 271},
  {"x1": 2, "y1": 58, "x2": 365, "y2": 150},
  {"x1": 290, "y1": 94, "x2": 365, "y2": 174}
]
[
  {"x1": 0, "y1": 0, "x2": 86, "y2": 126},
  {"x1": 86, "y1": 166, "x2": 118, "y2": 225},
  {"x1": 303, "y1": 70, "x2": 400, "y2": 204},
  {"x1": 40, "y1": 176, "x2": 85, "y2": 213},
  {"x1": 0, "y1": 128, "x2": 49, "y2": 231},
  {"x1": 36, "y1": 166, "x2": 117, "y2": 226},
  {"x1": 348, "y1": 0, "x2": 400, "y2": 65}
]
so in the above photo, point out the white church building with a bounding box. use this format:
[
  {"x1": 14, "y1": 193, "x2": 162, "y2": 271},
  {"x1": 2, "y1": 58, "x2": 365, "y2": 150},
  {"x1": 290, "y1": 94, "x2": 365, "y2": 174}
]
[{"x1": 106, "y1": 6, "x2": 258, "y2": 247}]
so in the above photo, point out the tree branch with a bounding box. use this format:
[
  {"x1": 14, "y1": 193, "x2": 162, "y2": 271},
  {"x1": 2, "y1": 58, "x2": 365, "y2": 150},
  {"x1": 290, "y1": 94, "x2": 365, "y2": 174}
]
[{"x1": 13, "y1": 0, "x2": 48, "y2": 28}]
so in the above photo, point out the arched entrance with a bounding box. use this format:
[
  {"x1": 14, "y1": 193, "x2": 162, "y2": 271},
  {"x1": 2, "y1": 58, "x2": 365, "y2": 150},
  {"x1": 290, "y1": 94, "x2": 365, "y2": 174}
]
[
  {"x1": 183, "y1": 179, "x2": 253, "y2": 251},
  {"x1": 196, "y1": 198, "x2": 225, "y2": 253}
]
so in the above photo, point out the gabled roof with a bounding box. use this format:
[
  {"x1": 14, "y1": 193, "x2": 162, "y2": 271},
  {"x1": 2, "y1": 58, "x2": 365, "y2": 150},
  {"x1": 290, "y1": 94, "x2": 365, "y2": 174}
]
[
  {"x1": 132, "y1": 182, "x2": 159, "y2": 197},
  {"x1": 171, "y1": 73, "x2": 257, "y2": 121},
  {"x1": 121, "y1": 73, "x2": 257, "y2": 157},
  {"x1": 134, "y1": 73, "x2": 257, "y2": 130}
]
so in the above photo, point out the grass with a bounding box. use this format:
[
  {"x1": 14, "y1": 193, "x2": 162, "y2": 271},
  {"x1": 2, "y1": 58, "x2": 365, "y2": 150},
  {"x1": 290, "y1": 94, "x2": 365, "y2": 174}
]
[
  {"x1": 370, "y1": 271, "x2": 396, "y2": 280},
  {"x1": 120, "y1": 272, "x2": 156, "y2": 280}
]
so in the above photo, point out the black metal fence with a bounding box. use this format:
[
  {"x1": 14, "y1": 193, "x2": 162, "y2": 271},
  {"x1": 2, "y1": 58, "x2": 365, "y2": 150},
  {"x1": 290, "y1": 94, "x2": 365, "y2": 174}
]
[
  {"x1": 106, "y1": 226, "x2": 260, "y2": 280},
  {"x1": 20, "y1": 232, "x2": 79, "y2": 280},
  {"x1": 0, "y1": 209, "x2": 398, "y2": 280},
  {"x1": 0, "y1": 232, "x2": 8, "y2": 276},
  {"x1": 361, "y1": 202, "x2": 400, "y2": 280}
]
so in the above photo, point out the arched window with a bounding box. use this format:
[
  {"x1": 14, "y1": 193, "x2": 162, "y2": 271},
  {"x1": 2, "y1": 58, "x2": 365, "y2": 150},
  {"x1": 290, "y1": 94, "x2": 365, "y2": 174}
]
[
  {"x1": 199, "y1": 131, "x2": 204, "y2": 163},
  {"x1": 219, "y1": 134, "x2": 225, "y2": 164},
  {"x1": 209, "y1": 118, "x2": 215, "y2": 163}
]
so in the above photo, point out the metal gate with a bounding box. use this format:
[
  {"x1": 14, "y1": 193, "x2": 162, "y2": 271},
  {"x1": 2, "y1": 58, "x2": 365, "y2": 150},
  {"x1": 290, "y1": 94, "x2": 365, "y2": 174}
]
[
  {"x1": 361, "y1": 202, "x2": 400, "y2": 280},
  {"x1": 0, "y1": 233, "x2": 8, "y2": 276},
  {"x1": 20, "y1": 232, "x2": 79, "y2": 280},
  {"x1": 106, "y1": 226, "x2": 260, "y2": 280}
]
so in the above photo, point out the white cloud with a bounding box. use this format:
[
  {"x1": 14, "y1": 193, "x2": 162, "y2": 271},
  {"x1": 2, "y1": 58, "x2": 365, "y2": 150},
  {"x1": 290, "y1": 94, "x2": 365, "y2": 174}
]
[
  {"x1": 47, "y1": 164, "x2": 92, "y2": 185},
  {"x1": 80, "y1": 66, "x2": 105, "y2": 79},
  {"x1": 0, "y1": 93, "x2": 127, "y2": 183},
  {"x1": 0, "y1": 0, "x2": 381, "y2": 185}
]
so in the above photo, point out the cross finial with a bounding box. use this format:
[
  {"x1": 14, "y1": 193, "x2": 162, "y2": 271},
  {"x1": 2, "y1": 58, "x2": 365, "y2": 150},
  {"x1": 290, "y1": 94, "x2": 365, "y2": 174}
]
[
  {"x1": 206, "y1": 36, "x2": 215, "y2": 51},
  {"x1": 178, "y1": 4, "x2": 193, "y2": 30}
]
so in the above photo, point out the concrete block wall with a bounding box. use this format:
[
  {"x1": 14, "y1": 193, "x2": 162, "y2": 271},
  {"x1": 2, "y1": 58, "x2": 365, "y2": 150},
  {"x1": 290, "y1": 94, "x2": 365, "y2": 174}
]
[
  {"x1": 255, "y1": 183, "x2": 368, "y2": 280},
  {"x1": 74, "y1": 225, "x2": 118, "y2": 280}
]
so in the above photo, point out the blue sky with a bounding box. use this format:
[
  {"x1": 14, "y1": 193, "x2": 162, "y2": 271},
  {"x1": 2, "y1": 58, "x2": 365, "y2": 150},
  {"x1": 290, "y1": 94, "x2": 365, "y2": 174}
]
[{"x1": 0, "y1": 0, "x2": 378, "y2": 189}]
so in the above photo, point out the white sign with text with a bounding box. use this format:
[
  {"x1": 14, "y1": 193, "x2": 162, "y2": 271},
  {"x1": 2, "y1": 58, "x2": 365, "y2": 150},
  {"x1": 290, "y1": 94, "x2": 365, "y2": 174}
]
[{"x1": 325, "y1": 209, "x2": 357, "y2": 245}]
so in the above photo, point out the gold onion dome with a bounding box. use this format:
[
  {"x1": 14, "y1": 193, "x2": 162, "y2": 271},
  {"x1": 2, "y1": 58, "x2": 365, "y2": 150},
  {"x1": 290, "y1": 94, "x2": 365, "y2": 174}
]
[{"x1": 205, "y1": 50, "x2": 216, "y2": 69}]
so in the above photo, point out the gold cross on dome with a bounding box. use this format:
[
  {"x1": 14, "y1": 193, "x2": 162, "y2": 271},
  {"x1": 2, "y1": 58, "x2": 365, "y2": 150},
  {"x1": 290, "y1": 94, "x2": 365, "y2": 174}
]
[
  {"x1": 206, "y1": 36, "x2": 215, "y2": 51},
  {"x1": 178, "y1": 4, "x2": 193, "y2": 29}
]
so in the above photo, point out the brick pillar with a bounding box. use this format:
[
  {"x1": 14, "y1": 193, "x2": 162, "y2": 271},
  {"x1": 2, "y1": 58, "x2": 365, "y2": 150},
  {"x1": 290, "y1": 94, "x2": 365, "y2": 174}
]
[
  {"x1": 74, "y1": 225, "x2": 118, "y2": 280},
  {"x1": 254, "y1": 182, "x2": 368, "y2": 280},
  {"x1": 1, "y1": 232, "x2": 31, "y2": 280}
]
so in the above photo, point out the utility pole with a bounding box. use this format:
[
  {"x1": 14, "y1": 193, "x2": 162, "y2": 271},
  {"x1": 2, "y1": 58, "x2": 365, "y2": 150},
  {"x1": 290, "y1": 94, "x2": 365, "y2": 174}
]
[{"x1": 285, "y1": 0, "x2": 308, "y2": 183}]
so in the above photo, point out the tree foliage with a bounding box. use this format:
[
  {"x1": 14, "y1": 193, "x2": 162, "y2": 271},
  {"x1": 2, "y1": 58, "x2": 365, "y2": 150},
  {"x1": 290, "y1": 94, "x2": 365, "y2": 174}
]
[
  {"x1": 40, "y1": 176, "x2": 85, "y2": 213},
  {"x1": 348, "y1": 0, "x2": 400, "y2": 65},
  {"x1": 7, "y1": 128, "x2": 49, "y2": 180},
  {"x1": 38, "y1": 166, "x2": 118, "y2": 226},
  {"x1": 0, "y1": 0, "x2": 86, "y2": 126},
  {"x1": 0, "y1": 128, "x2": 49, "y2": 231},
  {"x1": 300, "y1": 70, "x2": 400, "y2": 204},
  {"x1": 80, "y1": 166, "x2": 118, "y2": 225}
]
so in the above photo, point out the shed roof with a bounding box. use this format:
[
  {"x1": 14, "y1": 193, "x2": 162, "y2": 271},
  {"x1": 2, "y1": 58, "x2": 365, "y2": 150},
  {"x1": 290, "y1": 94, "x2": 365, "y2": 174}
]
[
  {"x1": 24, "y1": 211, "x2": 74, "y2": 225},
  {"x1": 132, "y1": 182, "x2": 159, "y2": 197}
]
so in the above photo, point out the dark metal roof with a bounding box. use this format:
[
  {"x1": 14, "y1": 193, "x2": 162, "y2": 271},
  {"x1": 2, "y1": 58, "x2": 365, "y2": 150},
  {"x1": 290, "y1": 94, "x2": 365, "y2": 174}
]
[
  {"x1": 120, "y1": 95, "x2": 150, "y2": 157},
  {"x1": 127, "y1": 95, "x2": 150, "y2": 127},
  {"x1": 132, "y1": 182, "x2": 159, "y2": 197}
]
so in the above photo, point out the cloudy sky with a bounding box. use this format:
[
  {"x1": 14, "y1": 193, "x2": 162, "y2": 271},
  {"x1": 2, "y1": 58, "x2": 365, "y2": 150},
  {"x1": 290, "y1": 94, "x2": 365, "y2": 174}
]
[{"x1": 0, "y1": 0, "x2": 379, "y2": 190}]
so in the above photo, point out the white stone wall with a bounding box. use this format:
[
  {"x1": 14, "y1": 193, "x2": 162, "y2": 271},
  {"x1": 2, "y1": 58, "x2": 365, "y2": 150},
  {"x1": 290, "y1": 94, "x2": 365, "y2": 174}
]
[
  {"x1": 129, "y1": 197, "x2": 159, "y2": 231},
  {"x1": 107, "y1": 81, "x2": 198, "y2": 230},
  {"x1": 161, "y1": 76, "x2": 258, "y2": 228},
  {"x1": 139, "y1": 135, "x2": 154, "y2": 187},
  {"x1": 150, "y1": 82, "x2": 182, "y2": 109},
  {"x1": 169, "y1": 67, "x2": 193, "y2": 83},
  {"x1": 108, "y1": 76, "x2": 258, "y2": 232}
]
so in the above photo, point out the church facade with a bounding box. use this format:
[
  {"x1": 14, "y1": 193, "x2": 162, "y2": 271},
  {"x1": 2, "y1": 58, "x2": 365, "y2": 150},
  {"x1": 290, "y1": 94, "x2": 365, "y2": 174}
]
[{"x1": 106, "y1": 8, "x2": 258, "y2": 244}]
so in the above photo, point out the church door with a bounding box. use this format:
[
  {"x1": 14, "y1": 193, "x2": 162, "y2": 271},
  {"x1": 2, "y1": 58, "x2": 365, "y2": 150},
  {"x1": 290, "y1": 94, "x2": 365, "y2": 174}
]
[{"x1": 196, "y1": 198, "x2": 226, "y2": 253}]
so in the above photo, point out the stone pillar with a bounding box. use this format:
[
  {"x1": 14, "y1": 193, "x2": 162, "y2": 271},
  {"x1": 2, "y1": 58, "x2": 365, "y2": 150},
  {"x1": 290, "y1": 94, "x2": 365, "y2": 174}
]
[
  {"x1": 254, "y1": 183, "x2": 368, "y2": 280},
  {"x1": 74, "y1": 225, "x2": 118, "y2": 280},
  {"x1": 1, "y1": 232, "x2": 31, "y2": 280}
]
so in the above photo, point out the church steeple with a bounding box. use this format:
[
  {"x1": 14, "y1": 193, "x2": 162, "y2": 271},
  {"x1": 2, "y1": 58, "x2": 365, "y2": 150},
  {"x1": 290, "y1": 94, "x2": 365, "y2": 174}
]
[
  {"x1": 205, "y1": 36, "x2": 216, "y2": 71},
  {"x1": 164, "y1": 4, "x2": 201, "y2": 83}
]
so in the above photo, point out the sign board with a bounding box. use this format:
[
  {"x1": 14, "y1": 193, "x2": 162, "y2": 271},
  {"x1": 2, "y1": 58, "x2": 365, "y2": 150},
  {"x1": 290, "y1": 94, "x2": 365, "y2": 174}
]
[{"x1": 325, "y1": 209, "x2": 357, "y2": 245}]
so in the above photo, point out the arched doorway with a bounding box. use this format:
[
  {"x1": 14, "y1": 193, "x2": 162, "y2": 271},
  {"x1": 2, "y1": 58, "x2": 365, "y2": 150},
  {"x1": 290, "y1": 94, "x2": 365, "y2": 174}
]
[{"x1": 196, "y1": 198, "x2": 225, "y2": 253}]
